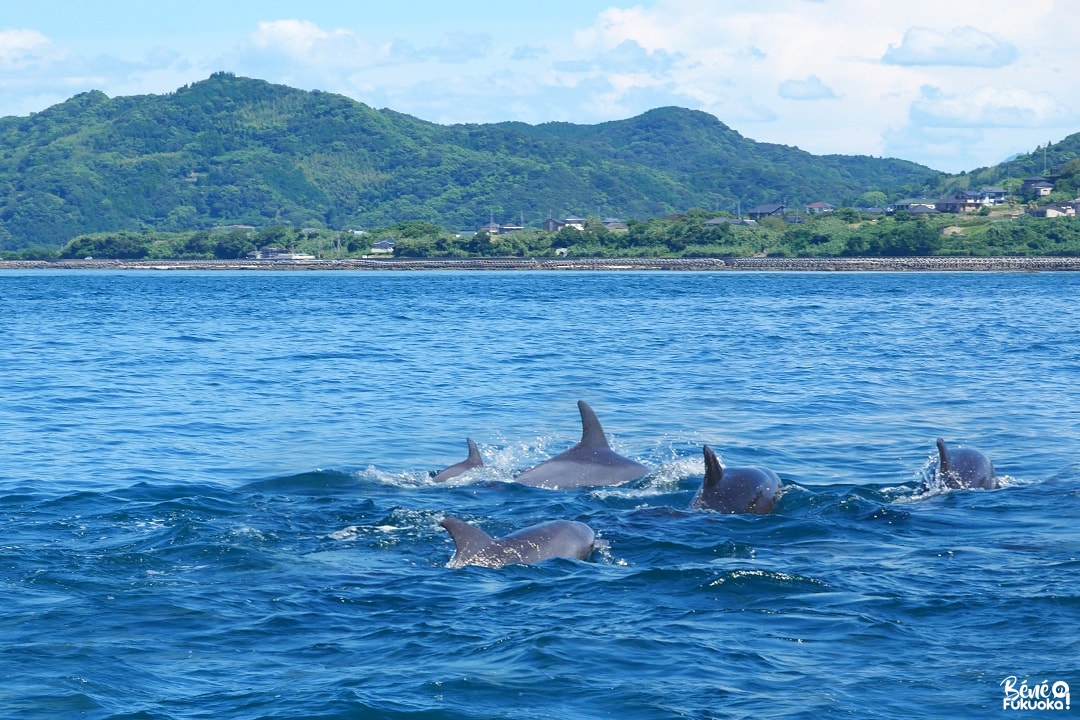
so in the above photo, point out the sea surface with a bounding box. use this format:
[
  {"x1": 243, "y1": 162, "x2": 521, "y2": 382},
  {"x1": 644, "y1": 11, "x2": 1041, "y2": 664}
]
[{"x1": 0, "y1": 269, "x2": 1077, "y2": 719}]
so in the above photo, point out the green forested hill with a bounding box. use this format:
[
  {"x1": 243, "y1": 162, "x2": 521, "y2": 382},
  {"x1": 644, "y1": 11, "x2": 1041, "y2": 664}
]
[{"x1": 0, "y1": 72, "x2": 946, "y2": 249}]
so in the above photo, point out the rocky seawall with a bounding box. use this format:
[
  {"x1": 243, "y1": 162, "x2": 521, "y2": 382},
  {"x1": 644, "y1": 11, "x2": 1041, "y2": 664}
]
[{"x1": 3, "y1": 256, "x2": 1080, "y2": 271}]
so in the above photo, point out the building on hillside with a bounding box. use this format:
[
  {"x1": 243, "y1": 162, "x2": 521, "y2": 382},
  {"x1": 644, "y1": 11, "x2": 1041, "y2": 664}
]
[
  {"x1": 935, "y1": 196, "x2": 982, "y2": 214},
  {"x1": 746, "y1": 204, "x2": 788, "y2": 220},
  {"x1": 906, "y1": 205, "x2": 940, "y2": 216},
  {"x1": 602, "y1": 218, "x2": 628, "y2": 231},
  {"x1": 1022, "y1": 177, "x2": 1054, "y2": 197},
  {"x1": 979, "y1": 187, "x2": 1008, "y2": 205},
  {"x1": 804, "y1": 201, "x2": 836, "y2": 214},
  {"x1": 542, "y1": 216, "x2": 588, "y2": 232},
  {"x1": 1027, "y1": 204, "x2": 1076, "y2": 218},
  {"x1": 478, "y1": 221, "x2": 502, "y2": 235},
  {"x1": 369, "y1": 238, "x2": 395, "y2": 254},
  {"x1": 892, "y1": 199, "x2": 937, "y2": 212},
  {"x1": 703, "y1": 217, "x2": 759, "y2": 227}
]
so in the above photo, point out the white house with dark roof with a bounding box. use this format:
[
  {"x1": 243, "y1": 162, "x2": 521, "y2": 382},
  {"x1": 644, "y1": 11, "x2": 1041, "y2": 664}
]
[
  {"x1": 804, "y1": 201, "x2": 836, "y2": 214},
  {"x1": 1027, "y1": 204, "x2": 1075, "y2": 218},
  {"x1": 542, "y1": 216, "x2": 586, "y2": 232},
  {"x1": 369, "y1": 238, "x2": 395, "y2": 254},
  {"x1": 893, "y1": 198, "x2": 937, "y2": 212},
  {"x1": 935, "y1": 196, "x2": 982, "y2": 214},
  {"x1": 1022, "y1": 177, "x2": 1054, "y2": 197}
]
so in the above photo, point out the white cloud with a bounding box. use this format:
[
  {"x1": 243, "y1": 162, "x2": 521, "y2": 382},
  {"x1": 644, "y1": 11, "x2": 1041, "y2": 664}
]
[
  {"x1": 882, "y1": 26, "x2": 1018, "y2": 67},
  {"x1": 778, "y1": 75, "x2": 836, "y2": 101},
  {"x1": 386, "y1": 34, "x2": 492, "y2": 65},
  {"x1": 249, "y1": 19, "x2": 375, "y2": 66},
  {"x1": 0, "y1": 28, "x2": 56, "y2": 68},
  {"x1": 911, "y1": 85, "x2": 1071, "y2": 128}
]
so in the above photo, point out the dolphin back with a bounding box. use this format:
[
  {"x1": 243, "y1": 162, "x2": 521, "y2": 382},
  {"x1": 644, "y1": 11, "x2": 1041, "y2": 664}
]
[
  {"x1": 441, "y1": 517, "x2": 496, "y2": 568},
  {"x1": 441, "y1": 517, "x2": 596, "y2": 568},
  {"x1": 576, "y1": 400, "x2": 610, "y2": 450},
  {"x1": 432, "y1": 438, "x2": 484, "y2": 483},
  {"x1": 692, "y1": 445, "x2": 780, "y2": 514},
  {"x1": 514, "y1": 401, "x2": 647, "y2": 489},
  {"x1": 935, "y1": 438, "x2": 997, "y2": 490}
]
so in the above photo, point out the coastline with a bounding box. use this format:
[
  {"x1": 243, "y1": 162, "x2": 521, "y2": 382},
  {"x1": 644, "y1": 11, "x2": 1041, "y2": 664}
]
[{"x1": 2, "y1": 256, "x2": 1079, "y2": 271}]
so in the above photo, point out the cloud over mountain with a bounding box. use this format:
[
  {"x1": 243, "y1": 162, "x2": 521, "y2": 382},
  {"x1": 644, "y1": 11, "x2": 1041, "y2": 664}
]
[{"x1": 882, "y1": 26, "x2": 1018, "y2": 67}]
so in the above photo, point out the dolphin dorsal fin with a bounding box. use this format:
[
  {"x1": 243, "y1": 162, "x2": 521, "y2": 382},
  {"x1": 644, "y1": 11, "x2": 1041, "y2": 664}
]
[
  {"x1": 936, "y1": 438, "x2": 950, "y2": 476},
  {"x1": 702, "y1": 445, "x2": 725, "y2": 489},
  {"x1": 441, "y1": 517, "x2": 494, "y2": 561},
  {"x1": 466, "y1": 438, "x2": 482, "y2": 466},
  {"x1": 577, "y1": 400, "x2": 611, "y2": 449}
]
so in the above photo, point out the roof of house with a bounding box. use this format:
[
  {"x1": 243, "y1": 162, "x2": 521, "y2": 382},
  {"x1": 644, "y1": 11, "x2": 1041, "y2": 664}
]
[
  {"x1": 703, "y1": 217, "x2": 758, "y2": 227},
  {"x1": 748, "y1": 204, "x2": 787, "y2": 215}
]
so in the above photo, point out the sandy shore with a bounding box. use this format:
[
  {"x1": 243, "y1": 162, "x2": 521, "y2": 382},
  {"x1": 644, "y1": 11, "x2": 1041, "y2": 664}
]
[{"x1": 2, "y1": 256, "x2": 1079, "y2": 271}]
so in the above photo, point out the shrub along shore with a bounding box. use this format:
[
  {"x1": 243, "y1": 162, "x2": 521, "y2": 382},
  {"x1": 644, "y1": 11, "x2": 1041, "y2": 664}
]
[{"x1": 3, "y1": 256, "x2": 1079, "y2": 271}]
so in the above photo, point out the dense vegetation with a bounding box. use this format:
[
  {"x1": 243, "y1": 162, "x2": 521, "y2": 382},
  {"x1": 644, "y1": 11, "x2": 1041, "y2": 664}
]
[{"x1": 0, "y1": 73, "x2": 947, "y2": 250}]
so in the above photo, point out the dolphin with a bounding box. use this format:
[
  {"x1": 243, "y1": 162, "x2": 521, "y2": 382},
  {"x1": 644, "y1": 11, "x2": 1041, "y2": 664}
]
[
  {"x1": 934, "y1": 437, "x2": 998, "y2": 490},
  {"x1": 691, "y1": 444, "x2": 781, "y2": 514},
  {"x1": 441, "y1": 516, "x2": 596, "y2": 568},
  {"x1": 513, "y1": 400, "x2": 648, "y2": 489},
  {"x1": 431, "y1": 438, "x2": 483, "y2": 483}
]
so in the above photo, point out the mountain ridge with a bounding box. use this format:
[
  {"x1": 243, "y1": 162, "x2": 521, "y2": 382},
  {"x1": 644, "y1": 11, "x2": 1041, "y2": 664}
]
[{"x1": 0, "y1": 72, "x2": 1075, "y2": 250}]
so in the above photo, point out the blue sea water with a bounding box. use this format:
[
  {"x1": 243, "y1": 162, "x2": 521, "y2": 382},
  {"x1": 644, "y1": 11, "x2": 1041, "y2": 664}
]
[{"x1": 0, "y1": 269, "x2": 1077, "y2": 719}]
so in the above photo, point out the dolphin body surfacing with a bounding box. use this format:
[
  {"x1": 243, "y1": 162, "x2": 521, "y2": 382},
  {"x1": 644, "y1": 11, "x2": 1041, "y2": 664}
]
[
  {"x1": 691, "y1": 445, "x2": 781, "y2": 514},
  {"x1": 441, "y1": 516, "x2": 596, "y2": 568},
  {"x1": 431, "y1": 438, "x2": 483, "y2": 483},
  {"x1": 513, "y1": 400, "x2": 648, "y2": 489},
  {"x1": 934, "y1": 437, "x2": 998, "y2": 490}
]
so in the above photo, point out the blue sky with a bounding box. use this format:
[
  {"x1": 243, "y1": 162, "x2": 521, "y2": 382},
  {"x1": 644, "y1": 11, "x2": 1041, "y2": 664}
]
[{"x1": 1, "y1": 0, "x2": 1076, "y2": 173}]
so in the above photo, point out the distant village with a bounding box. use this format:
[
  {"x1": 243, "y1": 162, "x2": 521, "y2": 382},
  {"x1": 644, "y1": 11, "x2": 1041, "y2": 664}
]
[
  {"x1": 467, "y1": 174, "x2": 1077, "y2": 237},
  {"x1": 245, "y1": 172, "x2": 1078, "y2": 261}
]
